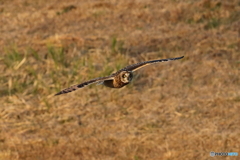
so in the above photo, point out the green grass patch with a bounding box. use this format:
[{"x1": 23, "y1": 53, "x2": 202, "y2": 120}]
[
  {"x1": 56, "y1": 5, "x2": 76, "y2": 15},
  {"x1": 204, "y1": 18, "x2": 221, "y2": 30},
  {"x1": 47, "y1": 46, "x2": 70, "y2": 67},
  {"x1": 28, "y1": 48, "x2": 40, "y2": 61},
  {"x1": 111, "y1": 37, "x2": 124, "y2": 54},
  {"x1": 3, "y1": 47, "x2": 23, "y2": 68}
]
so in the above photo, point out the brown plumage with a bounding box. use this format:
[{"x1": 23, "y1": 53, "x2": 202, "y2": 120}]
[{"x1": 55, "y1": 56, "x2": 184, "y2": 96}]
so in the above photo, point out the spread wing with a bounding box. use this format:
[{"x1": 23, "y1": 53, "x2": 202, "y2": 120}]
[
  {"x1": 118, "y1": 56, "x2": 184, "y2": 72},
  {"x1": 55, "y1": 76, "x2": 114, "y2": 96}
]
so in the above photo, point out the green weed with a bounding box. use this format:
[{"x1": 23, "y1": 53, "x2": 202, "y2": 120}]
[
  {"x1": 204, "y1": 18, "x2": 221, "y2": 30},
  {"x1": 3, "y1": 48, "x2": 23, "y2": 68},
  {"x1": 28, "y1": 48, "x2": 40, "y2": 61},
  {"x1": 47, "y1": 46, "x2": 69, "y2": 67},
  {"x1": 111, "y1": 37, "x2": 124, "y2": 53},
  {"x1": 57, "y1": 5, "x2": 76, "y2": 15}
]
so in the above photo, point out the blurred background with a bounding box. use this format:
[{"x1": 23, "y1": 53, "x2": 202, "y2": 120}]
[{"x1": 0, "y1": 0, "x2": 239, "y2": 159}]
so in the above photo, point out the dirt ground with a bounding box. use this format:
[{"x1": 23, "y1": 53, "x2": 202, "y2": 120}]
[{"x1": 0, "y1": 0, "x2": 239, "y2": 159}]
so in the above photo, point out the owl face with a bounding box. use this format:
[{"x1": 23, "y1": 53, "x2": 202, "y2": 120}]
[{"x1": 120, "y1": 71, "x2": 133, "y2": 83}]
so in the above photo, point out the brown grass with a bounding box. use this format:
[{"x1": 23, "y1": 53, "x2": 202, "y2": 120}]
[{"x1": 0, "y1": 0, "x2": 240, "y2": 159}]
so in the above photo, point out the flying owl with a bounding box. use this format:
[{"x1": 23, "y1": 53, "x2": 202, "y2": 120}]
[{"x1": 55, "y1": 56, "x2": 184, "y2": 96}]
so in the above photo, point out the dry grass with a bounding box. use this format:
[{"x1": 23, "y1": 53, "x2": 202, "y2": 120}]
[{"x1": 0, "y1": 0, "x2": 240, "y2": 159}]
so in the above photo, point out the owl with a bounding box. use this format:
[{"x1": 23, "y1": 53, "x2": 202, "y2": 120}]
[{"x1": 55, "y1": 56, "x2": 184, "y2": 96}]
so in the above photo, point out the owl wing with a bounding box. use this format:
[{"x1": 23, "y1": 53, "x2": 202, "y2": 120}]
[
  {"x1": 55, "y1": 76, "x2": 114, "y2": 96},
  {"x1": 119, "y1": 56, "x2": 184, "y2": 72}
]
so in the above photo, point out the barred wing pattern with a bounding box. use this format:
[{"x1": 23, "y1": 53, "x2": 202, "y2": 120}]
[
  {"x1": 118, "y1": 56, "x2": 184, "y2": 73},
  {"x1": 55, "y1": 76, "x2": 114, "y2": 96}
]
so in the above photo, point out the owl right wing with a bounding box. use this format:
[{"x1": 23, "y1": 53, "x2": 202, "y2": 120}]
[{"x1": 55, "y1": 76, "x2": 114, "y2": 96}]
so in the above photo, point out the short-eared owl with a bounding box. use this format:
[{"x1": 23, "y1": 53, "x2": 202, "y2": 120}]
[{"x1": 55, "y1": 56, "x2": 184, "y2": 96}]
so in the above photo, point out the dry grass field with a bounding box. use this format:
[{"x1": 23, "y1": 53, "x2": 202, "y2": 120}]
[{"x1": 0, "y1": 0, "x2": 240, "y2": 159}]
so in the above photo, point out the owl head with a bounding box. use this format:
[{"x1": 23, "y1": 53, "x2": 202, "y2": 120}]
[{"x1": 120, "y1": 71, "x2": 133, "y2": 83}]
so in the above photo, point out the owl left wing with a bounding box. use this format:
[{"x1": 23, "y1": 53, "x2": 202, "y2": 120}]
[
  {"x1": 120, "y1": 56, "x2": 184, "y2": 72},
  {"x1": 55, "y1": 76, "x2": 114, "y2": 96}
]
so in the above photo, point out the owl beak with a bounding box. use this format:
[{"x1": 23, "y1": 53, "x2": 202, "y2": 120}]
[{"x1": 128, "y1": 74, "x2": 132, "y2": 81}]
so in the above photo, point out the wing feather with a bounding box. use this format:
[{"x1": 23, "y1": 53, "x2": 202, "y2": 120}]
[
  {"x1": 55, "y1": 76, "x2": 114, "y2": 96},
  {"x1": 117, "y1": 56, "x2": 184, "y2": 73}
]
